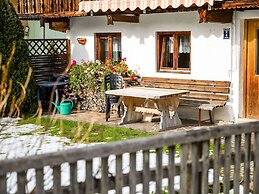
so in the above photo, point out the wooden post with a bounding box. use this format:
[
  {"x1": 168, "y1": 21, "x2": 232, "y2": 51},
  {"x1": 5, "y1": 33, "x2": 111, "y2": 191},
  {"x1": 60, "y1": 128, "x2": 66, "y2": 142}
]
[
  {"x1": 53, "y1": 165, "x2": 61, "y2": 194},
  {"x1": 244, "y1": 134, "x2": 251, "y2": 193},
  {"x1": 253, "y1": 132, "x2": 259, "y2": 194},
  {"x1": 143, "y1": 150, "x2": 150, "y2": 194},
  {"x1": 234, "y1": 135, "x2": 241, "y2": 194},
  {"x1": 168, "y1": 145, "x2": 175, "y2": 194},
  {"x1": 0, "y1": 174, "x2": 7, "y2": 194},
  {"x1": 101, "y1": 157, "x2": 109, "y2": 194},
  {"x1": 213, "y1": 138, "x2": 221, "y2": 194},
  {"x1": 129, "y1": 152, "x2": 136, "y2": 194},
  {"x1": 202, "y1": 141, "x2": 209, "y2": 194},
  {"x1": 116, "y1": 154, "x2": 123, "y2": 194},
  {"x1": 85, "y1": 160, "x2": 94, "y2": 194},
  {"x1": 156, "y1": 148, "x2": 163, "y2": 194},
  {"x1": 35, "y1": 168, "x2": 44, "y2": 194}
]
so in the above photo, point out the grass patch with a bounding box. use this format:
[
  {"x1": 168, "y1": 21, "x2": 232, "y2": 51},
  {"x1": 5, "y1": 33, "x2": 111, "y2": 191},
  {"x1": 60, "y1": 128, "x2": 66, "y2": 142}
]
[{"x1": 21, "y1": 117, "x2": 154, "y2": 144}]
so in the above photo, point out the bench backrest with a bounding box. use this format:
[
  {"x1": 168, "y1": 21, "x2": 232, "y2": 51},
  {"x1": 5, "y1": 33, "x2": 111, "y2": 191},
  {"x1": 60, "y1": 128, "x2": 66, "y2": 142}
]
[{"x1": 141, "y1": 77, "x2": 231, "y2": 105}]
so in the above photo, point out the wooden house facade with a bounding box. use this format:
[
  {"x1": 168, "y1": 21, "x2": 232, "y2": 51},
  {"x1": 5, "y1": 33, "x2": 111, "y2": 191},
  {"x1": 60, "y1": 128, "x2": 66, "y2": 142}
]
[{"x1": 13, "y1": 0, "x2": 259, "y2": 123}]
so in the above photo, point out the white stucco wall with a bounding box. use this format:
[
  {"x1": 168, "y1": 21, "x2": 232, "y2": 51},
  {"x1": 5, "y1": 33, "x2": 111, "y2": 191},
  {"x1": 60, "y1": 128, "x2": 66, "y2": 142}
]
[
  {"x1": 68, "y1": 11, "x2": 234, "y2": 122},
  {"x1": 68, "y1": 12, "x2": 232, "y2": 81}
]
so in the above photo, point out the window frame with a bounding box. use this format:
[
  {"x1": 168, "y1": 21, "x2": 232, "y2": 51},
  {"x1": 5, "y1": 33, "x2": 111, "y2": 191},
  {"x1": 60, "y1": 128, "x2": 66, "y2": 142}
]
[
  {"x1": 95, "y1": 33, "x2": 121, "y2": 61},
  {"x1": 156, "y1": 31, "x2": 191, "y2": 73}
]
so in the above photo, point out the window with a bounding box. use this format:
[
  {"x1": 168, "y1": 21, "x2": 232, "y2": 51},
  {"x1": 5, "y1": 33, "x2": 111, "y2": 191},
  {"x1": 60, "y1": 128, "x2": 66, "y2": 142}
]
[
  {"x1": 157, "y1": 32, "x2": 191, "y2": 72},
  {"x1": 95, "y1": 33, "x2": 121, "y2": 62}
]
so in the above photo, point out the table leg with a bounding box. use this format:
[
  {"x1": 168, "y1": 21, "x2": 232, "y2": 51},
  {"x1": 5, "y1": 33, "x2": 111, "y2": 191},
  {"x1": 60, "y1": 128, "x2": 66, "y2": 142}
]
[
  {"x1": 156, "y1": 96, "x2": 182, "y2": 130},
  {"x1": 121, "y1": 97, "x2": 144, "y2": 124}
]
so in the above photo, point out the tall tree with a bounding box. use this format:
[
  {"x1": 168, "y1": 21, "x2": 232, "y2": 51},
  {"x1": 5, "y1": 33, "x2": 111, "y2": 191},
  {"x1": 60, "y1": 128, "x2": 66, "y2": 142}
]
[{"x1": 0, "y1": 0, "x2": 36, "y2": 115}]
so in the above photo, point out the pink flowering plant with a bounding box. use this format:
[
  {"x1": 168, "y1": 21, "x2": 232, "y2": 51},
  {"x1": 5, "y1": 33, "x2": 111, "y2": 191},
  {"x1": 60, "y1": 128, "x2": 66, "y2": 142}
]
[
  {"x1": 64, "y1": 57, "x2": 139, "y2": 111},
  {"x1": 103, "y1": 57, "x2": 129, "y2": 76}
]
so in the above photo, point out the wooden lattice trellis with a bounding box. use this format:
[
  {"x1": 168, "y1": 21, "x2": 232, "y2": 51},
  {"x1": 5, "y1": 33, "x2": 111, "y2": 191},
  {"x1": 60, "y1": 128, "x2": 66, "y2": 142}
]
[{"x1": 25, "y1": 39, "x2": 70, "y2": 82}]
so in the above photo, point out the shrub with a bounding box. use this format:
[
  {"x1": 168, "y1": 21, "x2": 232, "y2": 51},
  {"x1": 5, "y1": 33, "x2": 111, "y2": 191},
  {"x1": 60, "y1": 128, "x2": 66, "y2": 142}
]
[
  {"x1": 65, "y1": 60, "x2": 105, "y2": 111},
  {"x1": 65, "y1": 58, "x2": 138, "y2": 112},
  {"x1": 0, "y1": 0, "x2": 36, "y2": 114}
]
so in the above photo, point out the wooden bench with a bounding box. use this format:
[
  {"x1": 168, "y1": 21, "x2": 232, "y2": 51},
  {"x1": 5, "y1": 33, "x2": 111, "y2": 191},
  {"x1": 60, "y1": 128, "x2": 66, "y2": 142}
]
[{"x1": 140, "y1": 77, "x2": 231, "y2": 126}]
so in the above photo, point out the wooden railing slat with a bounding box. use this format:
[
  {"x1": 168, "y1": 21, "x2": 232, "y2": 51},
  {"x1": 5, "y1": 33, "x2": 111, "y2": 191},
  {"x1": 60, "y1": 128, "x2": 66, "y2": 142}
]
[
  {"x1": 116, "y1": 154, "x2": 123, "y2": 194},
  {"x1": 244, "y1": 133, "x2": 251, "y2": 193},
  {"x1": 35, "y1": 168, "x2": 44, "y2": 194},
  {"x1": 101, "y1": 157, "x2": 109, "y2": 194},
  {"x1": 234, "y1": 135, "x2": 241, "y2": 194},
  {"x1": 253, "y1": 132, "x2": 259, "y2": 194},
  {"x1": 17, "y1": 171, "x2": 27, "y2": 194},
  {"x1": 129, "y1": 152, "x2": 136, "y2": 194},
  {"x1": 223, "y1": 136, "x2": 231, "y2": 194},
  {"x1": 85, "y1": 160, "x2": 94, "y2": 194},
  {"x1": 70, "y1": 162, "x2": 79, "y2": 194},
  {"x1": 180, "y1": 144, "x2": 189, "y2": 194},
  {"x1": 156, "y1": 148, "x2": 163, "y2": 194},
  {"x1": 213, "y1": 138, "x2": 220, "y2": 194},
  {"x1": 0, "y1": 174, "x2": 7, "y2": 194},
  {"x1": 191, "y1": 143, "x2": 199, "y2": 194},
  {"x1": 143, "y1": 150, "x2": 150, "y2": 194},
  {"x1": 201, "y1": 141, "x2": 209, "y2": 194},
  {"x1": 168, "y1": 146, "x2": 175, "y2": 194},
  {"x1": 53, "y1": 165, "x2": 61, "y2": 194}
]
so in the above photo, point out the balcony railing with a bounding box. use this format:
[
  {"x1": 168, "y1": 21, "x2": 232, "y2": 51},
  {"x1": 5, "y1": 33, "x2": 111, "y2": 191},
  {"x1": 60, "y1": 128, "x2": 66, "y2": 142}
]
[{"x1": 16, "y1": 0, "x2": 80, "y2": 15}]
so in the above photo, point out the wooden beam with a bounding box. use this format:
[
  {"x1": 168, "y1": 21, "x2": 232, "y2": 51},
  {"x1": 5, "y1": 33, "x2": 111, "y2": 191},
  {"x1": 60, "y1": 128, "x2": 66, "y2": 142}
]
[
  {"x1": 198, "y1": 9, "x2": 233, "y2": 23},
  {"x1": 49, "y1": 21, "x2": 70, "y2": 32},
  {"x1": 107, "y1": 14, "x2": 139, "y2": 25}
]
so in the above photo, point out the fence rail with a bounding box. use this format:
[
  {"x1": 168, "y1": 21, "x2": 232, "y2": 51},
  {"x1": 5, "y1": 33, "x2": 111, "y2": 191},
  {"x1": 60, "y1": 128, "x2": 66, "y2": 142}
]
[{"x1": 0, "y1": 121, "x2": 259, "y2": 193}]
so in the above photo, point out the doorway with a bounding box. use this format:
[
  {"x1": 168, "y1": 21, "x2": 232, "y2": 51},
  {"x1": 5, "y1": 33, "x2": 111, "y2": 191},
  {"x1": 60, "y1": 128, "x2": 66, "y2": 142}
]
[{"x1": 244, "y1": 19, "x2": 259, "y2": 118}]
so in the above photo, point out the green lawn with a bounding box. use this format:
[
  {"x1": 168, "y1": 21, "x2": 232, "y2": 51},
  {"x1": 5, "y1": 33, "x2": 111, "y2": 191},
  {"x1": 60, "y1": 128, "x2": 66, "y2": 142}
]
[{"x1": 21, "y1": 117, "x2": 154, "y2": 144}]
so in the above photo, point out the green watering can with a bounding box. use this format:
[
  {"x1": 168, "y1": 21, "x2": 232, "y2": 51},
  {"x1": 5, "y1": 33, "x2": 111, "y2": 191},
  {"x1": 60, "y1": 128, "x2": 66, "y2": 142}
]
[{"x1": 52, "y1": 99, "x2": 74, "y2": 115}]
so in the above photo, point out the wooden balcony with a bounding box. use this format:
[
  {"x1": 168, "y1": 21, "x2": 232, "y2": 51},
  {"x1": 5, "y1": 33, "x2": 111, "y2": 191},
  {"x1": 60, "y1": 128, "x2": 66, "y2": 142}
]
[{"x1": 13, "y1": 0, "x2": 80, "y2": 19}]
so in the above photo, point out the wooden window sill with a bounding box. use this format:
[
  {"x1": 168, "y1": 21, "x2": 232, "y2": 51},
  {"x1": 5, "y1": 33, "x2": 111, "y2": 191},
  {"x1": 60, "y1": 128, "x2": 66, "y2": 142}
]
[{"x1": 158, "y1": 69, "x2": 191, "y2": 74}]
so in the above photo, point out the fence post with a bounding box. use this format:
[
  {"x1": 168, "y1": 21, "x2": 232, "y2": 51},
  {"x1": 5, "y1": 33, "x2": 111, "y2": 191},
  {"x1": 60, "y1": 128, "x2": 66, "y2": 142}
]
[{"x1": 253, "y1": 132, "x2": 259, "y2": 194}]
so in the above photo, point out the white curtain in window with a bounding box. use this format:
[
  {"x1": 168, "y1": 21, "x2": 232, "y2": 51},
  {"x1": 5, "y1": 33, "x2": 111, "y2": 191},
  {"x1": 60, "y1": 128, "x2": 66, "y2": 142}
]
[
  {"x1": 169, "y1": 37, "x2": 174, "y2": 53},
  {"x1": 113, "y1": 37, "x2": 121, "y2": 52},
  {"x1": 179, "y1": 36, "x2": 190, "y2": 53}
]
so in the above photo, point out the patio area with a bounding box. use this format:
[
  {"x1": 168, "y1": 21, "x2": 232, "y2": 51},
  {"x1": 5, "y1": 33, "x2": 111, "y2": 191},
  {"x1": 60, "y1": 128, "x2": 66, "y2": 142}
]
[{"x1": 51, "y1": 109, "x2": 231, "y2": 133}]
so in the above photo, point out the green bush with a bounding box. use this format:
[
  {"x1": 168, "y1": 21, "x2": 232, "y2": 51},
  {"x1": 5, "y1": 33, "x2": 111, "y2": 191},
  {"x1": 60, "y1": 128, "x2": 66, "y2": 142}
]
[
  {"x1": 65, "y1": 58, "x2": 138, "y2": 112},
  {"x1": 0, "y1": 0, "x2": 37, "y2": 114},
  {"x1": 65, "y1": 61, "x2": 105, "y2": 111}
]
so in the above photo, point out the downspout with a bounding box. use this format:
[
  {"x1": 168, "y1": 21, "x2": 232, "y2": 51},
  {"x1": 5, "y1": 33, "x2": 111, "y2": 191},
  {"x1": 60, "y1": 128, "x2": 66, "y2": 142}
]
[{"x1": 231, "y1": 10, "x2": 239, "y2": 122}]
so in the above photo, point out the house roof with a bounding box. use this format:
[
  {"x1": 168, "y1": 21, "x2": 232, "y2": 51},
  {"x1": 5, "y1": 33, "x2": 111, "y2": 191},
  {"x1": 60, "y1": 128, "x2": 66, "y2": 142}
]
[
  {"x1": 79, "y1": 0, "x2": 214, "y2": 14},
  {"x1": 213, "y1": 1, "x2": 259, "y2": 10}
]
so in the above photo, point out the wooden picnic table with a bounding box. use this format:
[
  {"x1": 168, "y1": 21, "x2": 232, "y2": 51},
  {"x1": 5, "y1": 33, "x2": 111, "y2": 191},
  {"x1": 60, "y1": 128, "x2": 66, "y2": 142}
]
[{"x1": 105, "y1": 87, "x2": 189, "y2": 130}]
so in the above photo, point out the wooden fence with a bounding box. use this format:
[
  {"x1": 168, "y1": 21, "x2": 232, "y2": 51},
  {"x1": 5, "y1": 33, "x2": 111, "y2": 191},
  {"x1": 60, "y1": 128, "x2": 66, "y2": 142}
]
[
  {"x1": 0, "y1": 121, "x2": 259, "y2": 194},
  {"x1": 16, "y1": 0, "x2": 79, "y2": 14},
  {"x1": 25, "y1": 39, "x2": 70, "y2": 83}
]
